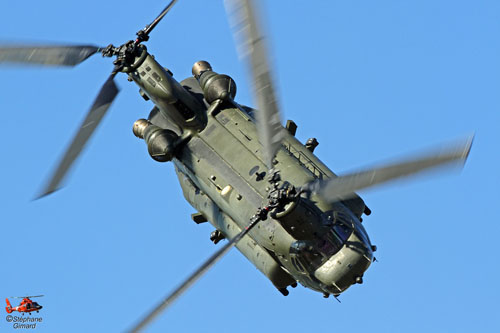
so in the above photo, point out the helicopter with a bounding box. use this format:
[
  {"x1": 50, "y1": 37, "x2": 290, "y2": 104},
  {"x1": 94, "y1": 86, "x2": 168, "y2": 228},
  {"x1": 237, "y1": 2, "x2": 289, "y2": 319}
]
[
  {"x1": 5, "y1": 295, "x2": 43, "y2": 315},
  {"x1": 0, "y1": 0, "x2": 473, "y2": 331}
]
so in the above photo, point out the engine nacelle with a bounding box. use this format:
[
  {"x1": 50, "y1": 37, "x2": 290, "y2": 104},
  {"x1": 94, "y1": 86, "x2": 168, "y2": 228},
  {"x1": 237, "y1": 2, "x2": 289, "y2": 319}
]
[
  {"x1": 192, "y1": 61, "x2": 237, "y2": 104},
  {"x1": 133, "y1": 119, "x2": 178, "y2": 162}
]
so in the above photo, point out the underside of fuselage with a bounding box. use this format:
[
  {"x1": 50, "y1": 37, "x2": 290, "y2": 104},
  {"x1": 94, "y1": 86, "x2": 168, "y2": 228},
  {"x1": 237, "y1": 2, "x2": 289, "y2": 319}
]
[{"x1": 147, "y1": 76, "x2": 374, "y2": 297}]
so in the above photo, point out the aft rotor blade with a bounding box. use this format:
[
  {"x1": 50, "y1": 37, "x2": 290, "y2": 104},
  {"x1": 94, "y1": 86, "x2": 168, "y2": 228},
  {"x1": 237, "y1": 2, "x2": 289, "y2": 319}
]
[
  {"x1": 36, "y1": 73, "x2": 119, "y2": 198},
  {"x1": 129, "y1": 218, "x2": 260, "y2": 332},
  {"x1": 225, "y1": 0, "x2": 284, "y2": 169},
  {"x1": 305, "y1": 136, "x2": 474, "y2": 202},
  {"x1": 139, "y1": 0, "x2": 179, "y2": 40},
  {"x1": 0, "y1": 45, "x2": 102, "y2": 66}
]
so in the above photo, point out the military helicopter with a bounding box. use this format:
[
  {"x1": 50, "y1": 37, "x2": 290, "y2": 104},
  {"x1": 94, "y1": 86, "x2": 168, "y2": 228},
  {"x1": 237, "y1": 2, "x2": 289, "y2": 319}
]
[
  {"x1": 5, "y1": 295, "x2": 43, "y2": 315},
  {"x1": 0, "y1": 0, "x2": 472, "y2": 331}
]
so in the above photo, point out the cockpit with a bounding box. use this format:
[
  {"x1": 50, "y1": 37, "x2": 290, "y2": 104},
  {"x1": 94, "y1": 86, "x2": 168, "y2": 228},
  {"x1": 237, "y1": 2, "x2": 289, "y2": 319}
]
[{"x1": 289, "y1": 211, "x2": 354, "y2": 273}]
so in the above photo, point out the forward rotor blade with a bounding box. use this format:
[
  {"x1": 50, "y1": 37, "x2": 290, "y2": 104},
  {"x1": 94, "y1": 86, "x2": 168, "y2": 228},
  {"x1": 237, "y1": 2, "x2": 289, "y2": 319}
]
[
  {"x1": 129, "y1": 219, "x2": 260, "y2": 332},
  {"x1": 304, "y1": 136, "x2": 474, "y2": 202},
  {"x1": 139, "y1": 0, "x2": 179, "y2": 40},
  {"x1": 225, "y1": 0, "x2": 284, "y2": 169},
  {"x1": 36, "y1": 73, "x2": 119, "y2": 199},
  {"x1": 0, "y1": 45, "x2": 101, "y2": 66}
]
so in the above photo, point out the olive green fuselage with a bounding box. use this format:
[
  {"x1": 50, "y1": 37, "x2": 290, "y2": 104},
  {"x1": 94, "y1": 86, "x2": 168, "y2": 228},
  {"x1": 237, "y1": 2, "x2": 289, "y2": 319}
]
[{"x1": 127, "y1": 48, "x2": 374, "y2": 296}]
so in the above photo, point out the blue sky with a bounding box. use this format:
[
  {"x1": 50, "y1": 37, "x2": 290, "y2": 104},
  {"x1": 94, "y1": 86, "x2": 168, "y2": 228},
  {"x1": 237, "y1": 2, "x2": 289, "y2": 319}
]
[{"x1": 1, "y1": 1, "x2": 499, "y2": 332}]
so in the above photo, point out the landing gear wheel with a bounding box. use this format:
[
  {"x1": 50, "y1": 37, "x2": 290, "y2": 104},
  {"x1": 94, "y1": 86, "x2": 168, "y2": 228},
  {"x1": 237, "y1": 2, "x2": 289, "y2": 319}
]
[
  {"x1": 278, "y1": 287, "x2": 289, "y2": 296},
  {"x1": 210, "y1": 230, "x2": 225, "y2": 244}
]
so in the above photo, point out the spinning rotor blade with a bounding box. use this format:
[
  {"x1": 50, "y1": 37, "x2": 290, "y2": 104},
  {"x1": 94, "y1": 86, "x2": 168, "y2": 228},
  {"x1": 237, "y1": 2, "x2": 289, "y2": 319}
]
[
  {"x1": 36, "y1": 73, "x2": 119, "y2": 198},
  {"x1": 304, "y1": 136, "x2": 473, "y2": 202},
  {"x1": 10, "y1": 295, "x2": 44, "y2": 299},
  {"x1": 137, "y1": 0, "x2": 179, "y2": 42},
  {"x1": 0, "y1": 45, "x2": 102, "y2": 66},
  {"x1": 225, "y1": 0, "x2": 284, "y2": 170},
  {"x1": 129, "y1": 219, "x2": 260, "y2": 332}
]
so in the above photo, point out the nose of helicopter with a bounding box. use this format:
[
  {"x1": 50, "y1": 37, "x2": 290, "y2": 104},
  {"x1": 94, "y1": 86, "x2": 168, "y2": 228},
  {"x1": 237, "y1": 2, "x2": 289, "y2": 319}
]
[{"x1": 314, "y1": 232, "x2": 373, "y2": 294}]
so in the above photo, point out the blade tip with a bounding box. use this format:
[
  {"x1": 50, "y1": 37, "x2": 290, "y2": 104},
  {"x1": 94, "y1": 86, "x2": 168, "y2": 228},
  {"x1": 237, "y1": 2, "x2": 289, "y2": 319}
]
[
  {"x1": 32, "y1": 187, "x2": 60, "y2": 201},
  {"x1": 460, "y1": 133, "x2": 475, "y2": 163}
]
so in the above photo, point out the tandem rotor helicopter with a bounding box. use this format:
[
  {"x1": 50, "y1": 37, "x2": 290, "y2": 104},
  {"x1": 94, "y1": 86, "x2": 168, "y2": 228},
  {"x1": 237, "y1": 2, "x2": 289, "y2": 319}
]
[{"x1": 0, "y1": 0, "x2": 472, "y2": 331}]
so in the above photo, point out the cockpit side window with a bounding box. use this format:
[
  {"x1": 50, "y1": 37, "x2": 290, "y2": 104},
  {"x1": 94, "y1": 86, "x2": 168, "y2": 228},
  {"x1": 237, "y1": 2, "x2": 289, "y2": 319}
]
[
  {"x1": 333, "y1": 222, "x2": 351, "y2": 242},
  {"x1": 332, "y1": 211, "x2": 353, "y2": 241},
  {"x1": 319, "y1": 211, "x2": 354, "y2": 258}
]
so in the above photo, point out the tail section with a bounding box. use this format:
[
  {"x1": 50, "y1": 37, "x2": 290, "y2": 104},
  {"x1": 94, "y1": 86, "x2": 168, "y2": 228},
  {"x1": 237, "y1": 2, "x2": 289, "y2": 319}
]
[{"x1": 5, "y1": 298, "x2": 12, "y2": 313}]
